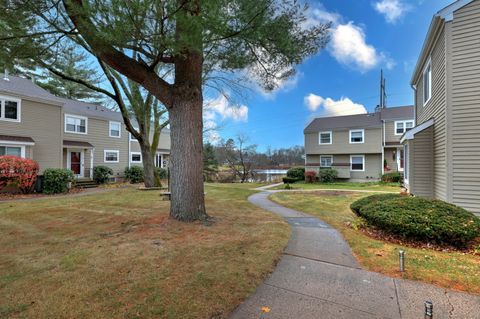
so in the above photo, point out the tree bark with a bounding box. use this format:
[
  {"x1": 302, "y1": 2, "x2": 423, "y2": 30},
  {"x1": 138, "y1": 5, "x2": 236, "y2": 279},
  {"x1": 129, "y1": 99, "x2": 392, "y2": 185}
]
[
  {"x1": 139, "y1": 143, "x2": 159, "y2": 188},
  {"x1": 169, "y1": 93, "x2": 208, "y2": 221}
]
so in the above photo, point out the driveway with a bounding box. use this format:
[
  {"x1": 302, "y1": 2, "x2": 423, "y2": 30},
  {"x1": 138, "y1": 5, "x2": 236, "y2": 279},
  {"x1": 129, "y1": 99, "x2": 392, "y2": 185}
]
[{"x1": 230, "y1": 190, "x2": 480, "y2": 319}]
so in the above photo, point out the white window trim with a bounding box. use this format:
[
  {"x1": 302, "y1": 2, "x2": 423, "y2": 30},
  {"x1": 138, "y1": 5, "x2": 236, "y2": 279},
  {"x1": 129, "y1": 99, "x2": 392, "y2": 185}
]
[
  {"x1": 109, "y1": 121, "x2": 122, "y2": 138},
  {"x1": 394, "y1": 120, "x2": 415, "y2": 136},
  {"x1": 349, "y1": 129, "x2": 365, "y2": 144},
  {"x1": 130, "y1": 127, "x2": 139, "y2": 142},
  {"x1": 0, "y1": 95, "x2": 21, "y2": 123},
  {"x1": 65, "y1": 114, "x2": 88, "y2": 135},
  {"x1": 423, "y1": 58, "x2": 432, "y2": 106},
  {"x1": 318, "y1": 131, "x2": 332, "y2": 145},
  {"x1": 350, "y1": 155, "x2": 365, "y2": 172},
  {"x1": 320, "y1": 155, "x2": 333, "y2": 167},
  {"x1": 0, "y1": 144, "x2": 26, "y2": 158},
  {"x1": 104, "y1": 150, "x2": 120, "y2": 163},
  {"x1": 130, "y1": 151, "x2": 142, "y2": 163}
]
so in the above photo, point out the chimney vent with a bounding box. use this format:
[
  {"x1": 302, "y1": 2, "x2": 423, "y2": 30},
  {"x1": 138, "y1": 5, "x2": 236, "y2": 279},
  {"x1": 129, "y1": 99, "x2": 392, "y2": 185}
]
[{"x1": 3, "y1": 69, "x2": 10, "y2": 81}]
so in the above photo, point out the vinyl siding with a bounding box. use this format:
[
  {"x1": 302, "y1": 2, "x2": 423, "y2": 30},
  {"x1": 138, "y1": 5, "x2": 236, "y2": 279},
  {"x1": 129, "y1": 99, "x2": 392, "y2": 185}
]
[
  {"x1": 0, "y1": 97, "x2": 62, "y2": 172},
  {"x1": 409, "y1": 126, "x2": 434, "y2": 198},
  {"x1": 450, "y1": 0, "x2": 480, "y2": 213},
  {"x1": 305, "y1": 127, "x2": 382, "y2": 155},
  {"x1": 130, "y1": 131, "x2": 171, "y2": 153},
  {"x1": 415, "y1": 27, "x2": 448, "y2": 201},
  {"x1": 62, "y1": 113, "x2": 130, "y2": 176}
]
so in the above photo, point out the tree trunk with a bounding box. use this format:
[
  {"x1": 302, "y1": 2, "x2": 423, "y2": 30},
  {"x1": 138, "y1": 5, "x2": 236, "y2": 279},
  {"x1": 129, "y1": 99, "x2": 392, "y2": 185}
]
[
  {"x1": 169, "y1": 94, "x2": 208, "y2": 221},
  {"x1": 139, "y1": 144, "x2": 159, "y2": 188}
]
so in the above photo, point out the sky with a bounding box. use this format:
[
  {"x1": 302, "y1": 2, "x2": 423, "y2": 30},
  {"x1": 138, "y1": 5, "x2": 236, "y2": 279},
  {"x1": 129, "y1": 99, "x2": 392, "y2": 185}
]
[{"x1": 204, "y1": 0, "x2": 453, "y2": 151}]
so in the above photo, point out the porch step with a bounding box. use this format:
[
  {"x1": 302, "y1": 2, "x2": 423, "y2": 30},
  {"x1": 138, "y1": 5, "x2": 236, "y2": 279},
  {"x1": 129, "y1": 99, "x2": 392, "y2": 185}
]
[{"x1": 75, "y1": 179, "x2": 98, "y2": 189}]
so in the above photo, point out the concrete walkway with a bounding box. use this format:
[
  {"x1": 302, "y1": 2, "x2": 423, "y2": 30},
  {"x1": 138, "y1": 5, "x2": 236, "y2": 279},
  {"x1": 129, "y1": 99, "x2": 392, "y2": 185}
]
[{"x1": 230, "y1": 189, "x2": 480, "y2": 319}]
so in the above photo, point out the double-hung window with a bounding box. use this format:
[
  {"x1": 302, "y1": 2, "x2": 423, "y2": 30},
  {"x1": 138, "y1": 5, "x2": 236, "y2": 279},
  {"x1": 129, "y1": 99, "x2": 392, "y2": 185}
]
[
  {"x1": 104, "y1": 150, "x2": 119, "y2": 163},
  {"x1": 130, "y1": 152, "x2": 142, "y2": 163},
  {"x1": 423, "y1": 59, "x2": 432, "y2": 105},
  {"x1": 0, "y1": 96, "x2": 21, "y2": 122},
  {"x1": 109, "y1": 121, "x2": 121, "y2": 138},
  {"x1": 350, "y1": 155, "x2": 365, "y2": 171},
  {"x1": 349, "y1": 129, "x2": 364, "y2": 144},
  {"x1": 395, "y1": 120, "x2": 415, "y2": 135},
  {"x1": 0, "y1": 146, "x2": 23, "y2": 157},
  {"x1": 320, "y1": 155, "x2": 333, "y2": 167},
  {"x1": 318, "y1": 131, "x2": 332, "y2": 144},
  {"x1": 65, "y1": 114, "x2": 87, "y2": 134}
]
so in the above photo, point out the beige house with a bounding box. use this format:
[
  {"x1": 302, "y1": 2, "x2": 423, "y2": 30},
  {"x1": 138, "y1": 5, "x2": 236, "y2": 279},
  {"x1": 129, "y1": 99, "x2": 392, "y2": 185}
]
[
  {"x1": 0, "y1": 74, "x2": 170, "y2": 180},
  {"x1": 304, "y1": 106, "x2": 414, "y2": 181},
  {"x1": 401, "y1": 0, "x2": 480, "y2": 214}
]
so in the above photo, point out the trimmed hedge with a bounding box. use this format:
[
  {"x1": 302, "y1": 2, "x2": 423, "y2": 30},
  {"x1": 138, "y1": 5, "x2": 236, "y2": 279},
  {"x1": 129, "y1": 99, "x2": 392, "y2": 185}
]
[
  {"x1": 43, "y1": 168, "x2": 75, "y2": 194},
  {"x1": 381, "y1": 172, "x2": 402, "y2": 183},
  {"x1": 286, "y1": 167, "x2": 305, "y2": 180},
  {"x1": 351, "y1": 194, "x2": 480, "y2": 247},
  {"x1": 124, "y1": 166, "x2": 144, "y2": 184},
  {"x1": 282, "y1": 177, "x2": 299, "y2": 184},
  {"x1": 93, "y1": 166, "x2": 113, "y2": 184},
  {"x1": 318, "y1": 168, "x2": 338, "y2": 183}
]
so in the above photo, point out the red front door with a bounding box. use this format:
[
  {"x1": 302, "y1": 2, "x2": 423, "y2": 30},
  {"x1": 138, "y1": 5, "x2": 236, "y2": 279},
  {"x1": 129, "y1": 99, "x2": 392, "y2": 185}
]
[{"x1": 70, "y1": 152, "x2": 81, "y2": 175}]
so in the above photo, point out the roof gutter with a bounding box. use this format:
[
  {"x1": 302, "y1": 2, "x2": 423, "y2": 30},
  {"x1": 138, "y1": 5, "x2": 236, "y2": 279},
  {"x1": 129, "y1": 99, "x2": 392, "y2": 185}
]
[{"x1": 400, "y1": 118, "x2": 435, "y2": 143}]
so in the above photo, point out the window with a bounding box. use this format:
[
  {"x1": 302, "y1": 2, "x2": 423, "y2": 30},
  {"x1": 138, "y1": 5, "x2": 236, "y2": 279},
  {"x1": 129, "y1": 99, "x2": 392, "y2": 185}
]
[
  {"x1": 320, "y1": 155, "x2": 333, "y2": 167},
  {"x1": 109, "y1": 121, "x2": 121, "y2": 138},
  {"x1": 155, "y1": 153, "x2": 163, "y2": 168},
  {"x1": 423, "y1": 59, "x2": 432, "y2": 105},
  {"x1": 130, "y1": 127, "x2": 139, "y2": 141},
  {"x1": 350, "y1": 155, "x2": 365, "y2": 171},
  {"x1": 104, "y1": 150, "x2": 119, "y2": 163},
  {"x1": 349, "y1": 129, "x2": 364, "y2": 144},
  {"x1": 130, "y1": 152, "x2": 142, "y2": 163},
  {"x1": 395, "y1": 120, "x2": 415, "y2": 135},
  {"x1": 0, "y1": 146, "x2": 23, "y2": 157},
  {"x1": 318, "y1": 131, "x2": 332, "y2": 144},
  {"x1": 65, "y1": 114, "x2": 87, "y2": 134},
  {"x1": 0, "y1": 96, "x2": 21, "y2": 122}
]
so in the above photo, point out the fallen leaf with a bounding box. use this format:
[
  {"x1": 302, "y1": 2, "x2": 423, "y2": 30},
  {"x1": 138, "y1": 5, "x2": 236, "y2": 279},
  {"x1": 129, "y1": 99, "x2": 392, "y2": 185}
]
[{"x1": 261, "y1": 306, "x2": 271, "y2": 313}]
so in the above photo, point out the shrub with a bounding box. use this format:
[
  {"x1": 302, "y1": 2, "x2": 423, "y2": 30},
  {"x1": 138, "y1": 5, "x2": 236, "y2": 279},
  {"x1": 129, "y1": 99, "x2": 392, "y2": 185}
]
[
  {"x1": 43, "y1": 168, "x2": 75, "y2": 194},
  {"x1": 351, "y1": 194, "x2": 480, "y2": 247},
  {"x1": 93, "y1": 166, "x2": 113, "y2": 184},
  {"x1": 304, "y1": 171, "x2": 316, "y2": 183},
  {"x1": 124, "y1": 166, "x2": 144, "y2": 184},
  {"x1": 0, "y1": 156, "x2": 39, "y2": 194},
  {"x1": 381, "y1": 172, "x2": 402, "y2": 183},
  {"x1": 155, "y1": 167, "x2": 168, "y2": 179},
  {"x1": 286, "y1": 167, "x2": 305, "y2": 180},
  {"x1": 350, "y1": 193, "x2": 404, "y2": 214},
  {"x1": 283, "y1": 177, "x2": 299, "y2": 184},
  {"x1": 318, "y1": 168, "x2": 338, "y2": 183}
]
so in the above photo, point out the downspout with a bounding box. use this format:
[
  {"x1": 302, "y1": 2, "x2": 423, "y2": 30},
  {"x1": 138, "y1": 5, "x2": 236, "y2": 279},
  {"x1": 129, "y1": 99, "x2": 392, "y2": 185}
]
[{"x1": 128, "y1": 131, "x2": 131, "y2": 169}]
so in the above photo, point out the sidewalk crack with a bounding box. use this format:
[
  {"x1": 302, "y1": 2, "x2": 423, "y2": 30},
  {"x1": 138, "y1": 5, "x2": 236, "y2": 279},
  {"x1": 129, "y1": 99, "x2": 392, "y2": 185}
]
[
  {"x1": 445, "y1": 291, "x2": 454, "y2": 318},
  {"x1": 392, "y1": 279, "x2": 403, "y2": 319}
]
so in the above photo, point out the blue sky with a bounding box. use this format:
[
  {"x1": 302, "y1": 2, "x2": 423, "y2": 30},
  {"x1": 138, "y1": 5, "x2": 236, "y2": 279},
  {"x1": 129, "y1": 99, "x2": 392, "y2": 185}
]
[{"x1": 204, "y1": 0, "x2": 452, "y2": 151}]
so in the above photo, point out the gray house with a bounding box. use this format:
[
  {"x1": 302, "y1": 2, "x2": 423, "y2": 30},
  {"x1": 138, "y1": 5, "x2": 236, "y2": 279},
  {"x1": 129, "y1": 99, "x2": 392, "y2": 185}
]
[
  {"x1": 0, "y1": 74, "x2": 170, "y2": 180},
  {"x1": 401, "y1": 0, "x2": 480, "y2": 213},
  {"x1": 304, "y1": 105, "x2": 414, "y2": 181}
]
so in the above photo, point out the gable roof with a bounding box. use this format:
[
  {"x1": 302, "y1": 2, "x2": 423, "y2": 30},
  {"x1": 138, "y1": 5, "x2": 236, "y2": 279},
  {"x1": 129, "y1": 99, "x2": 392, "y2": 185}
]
[
  {"x1": 62, "y1": 98, "x2": 124, "y2": 122},
  {"x1": 304, "y1": 105, "x2": 415, "y2": 133},
  {"x1": 0, "y1": 74, "x2": 64, "y2": 106}
]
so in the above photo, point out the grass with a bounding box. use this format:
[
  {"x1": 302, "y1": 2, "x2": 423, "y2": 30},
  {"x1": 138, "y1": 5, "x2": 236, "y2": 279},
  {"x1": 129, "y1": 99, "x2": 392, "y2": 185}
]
[
  {"x1": 205, "y1": 182, "x2": 270, "y2": 189},
  {"x1": 0, "y1": 185, "x2": 290, "y2": 319},
  {"x1": 271, "y1": 181, "x2": 401, "y2": 192},
  {"x1": 270, "y1": 191, "x2": 480, "y2": 294}
]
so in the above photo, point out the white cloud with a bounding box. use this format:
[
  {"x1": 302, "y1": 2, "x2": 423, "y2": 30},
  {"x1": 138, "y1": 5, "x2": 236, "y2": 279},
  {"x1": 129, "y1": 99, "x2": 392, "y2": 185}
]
[
  {"x1": 304, "y1": 94, "x2": 367, "y2": 117},
  {"x1": 305, "y1": 4, "x2": 395, "y2": 72},
  {"x1": 330, "y1": 22, "x2": 379, "y2": 72},
  {"x1": 374, "y1": 0, "x2": 411, "y2": 24},
  {"x1": 204, "y1": 94, "x2": 248, "y2": 122}
]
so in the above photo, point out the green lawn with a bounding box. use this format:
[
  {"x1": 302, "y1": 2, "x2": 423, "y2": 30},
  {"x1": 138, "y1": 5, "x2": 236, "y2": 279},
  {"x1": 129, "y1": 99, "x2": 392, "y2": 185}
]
[
  {"x1": 270, "y1": 191, "x2": 480, "y2": 294},
  {"x1": 0, "y1": 185, "x2": 290, "y2": 319},
  {"x1": 271, "y1": 181, "x2": 401, "y2": 192}
]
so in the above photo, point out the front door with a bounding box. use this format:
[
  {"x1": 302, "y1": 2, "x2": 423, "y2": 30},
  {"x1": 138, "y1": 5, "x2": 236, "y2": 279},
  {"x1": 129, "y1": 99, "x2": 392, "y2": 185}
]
[
  {"x1": 69, "y1": 151, "x2": 83, "y2": 176},
  {"x1": 397, "y1": 149, "x2": 404, "y2": 172}
]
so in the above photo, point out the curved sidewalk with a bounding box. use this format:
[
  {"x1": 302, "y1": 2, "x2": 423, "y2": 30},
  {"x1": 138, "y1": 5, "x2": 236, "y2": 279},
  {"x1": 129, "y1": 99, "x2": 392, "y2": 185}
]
[{"x1": 230, "y1": 190, "x2": 480, "y2": 319}]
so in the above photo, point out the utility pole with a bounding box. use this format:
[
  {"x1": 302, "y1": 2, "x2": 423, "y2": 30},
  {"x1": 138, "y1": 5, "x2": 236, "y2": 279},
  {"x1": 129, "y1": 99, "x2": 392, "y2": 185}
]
[{"x1": 379, "y1": 69, "x2": 387, "y2": 108}]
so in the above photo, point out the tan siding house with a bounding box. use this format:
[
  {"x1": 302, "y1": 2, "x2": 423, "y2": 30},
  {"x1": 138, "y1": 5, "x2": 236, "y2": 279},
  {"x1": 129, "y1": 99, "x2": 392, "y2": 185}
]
[
  {"x1": 304, "y1": 106, "x2": 413, "y2": 181},
  {"x1": 0, "y1": 74, "x2": 170, "y2": 180},
  {"x1": 402, "y1": 0, "x2": 480, "y2": 213}
]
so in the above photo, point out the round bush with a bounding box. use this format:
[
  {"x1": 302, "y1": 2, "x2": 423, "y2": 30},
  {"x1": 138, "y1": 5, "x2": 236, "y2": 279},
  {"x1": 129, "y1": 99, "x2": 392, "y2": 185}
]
[
  {"x1": 0, "y1": 156, "x2": 39, "y2": 194},
  {"x1": 155, "y1": 167, "x2": 167, "y2": 179},
  {"x1": 381, "y1": 172, "x2": 402, "y2": 183},
  {"x1": 93, "y1": 166, "x2": 113, "y2": 184},
  {"x1": 318, "y1": 168, "x2": 338, "y2": 183},
  {"x1": 286, "y1": 167, "x2": 305, "y2": 180},
  {"x1": 304, "y1": 171, "x2": 316, "y2": 183},
  {"x1": 351, "y1": 195, "x2": 480, "y2": 247},
  {"x1": 350, "y1": 193, "x2": 404, "y2": 213},
  {"x1": 124, "y1": 166, "x2": 144, "y2": 184},
  {"x1": 43, "y1": 168, "x2": 75, "y2": 194}
]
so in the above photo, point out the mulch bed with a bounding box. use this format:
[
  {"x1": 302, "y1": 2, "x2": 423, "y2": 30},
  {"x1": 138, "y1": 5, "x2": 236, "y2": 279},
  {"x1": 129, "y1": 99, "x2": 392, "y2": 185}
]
[{"x1": 0, "y1": 188, "x2": 84, "y2": 201}]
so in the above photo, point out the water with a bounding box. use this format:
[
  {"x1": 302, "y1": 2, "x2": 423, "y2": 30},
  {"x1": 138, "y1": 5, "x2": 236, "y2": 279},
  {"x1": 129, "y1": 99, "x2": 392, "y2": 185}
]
[{"x1": 253, "y1": 169, "x2": 288, "y2": 182}]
